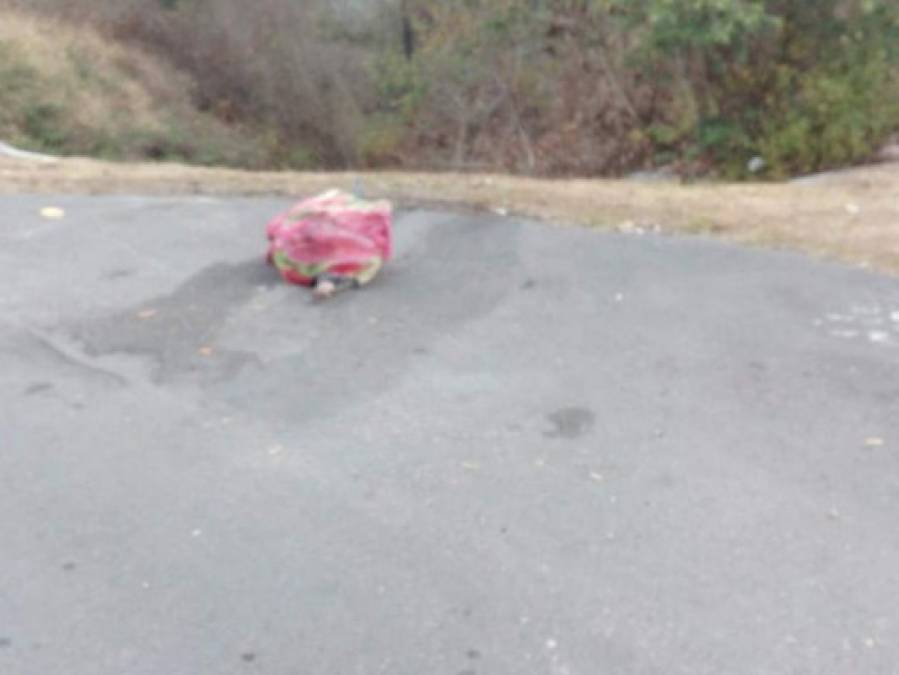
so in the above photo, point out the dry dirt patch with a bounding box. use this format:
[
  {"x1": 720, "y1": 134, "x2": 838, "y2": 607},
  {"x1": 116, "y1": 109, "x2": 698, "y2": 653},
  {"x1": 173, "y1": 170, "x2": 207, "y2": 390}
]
[{"x1": 2, "y1": 155, "x2": 898, "y2": 274}]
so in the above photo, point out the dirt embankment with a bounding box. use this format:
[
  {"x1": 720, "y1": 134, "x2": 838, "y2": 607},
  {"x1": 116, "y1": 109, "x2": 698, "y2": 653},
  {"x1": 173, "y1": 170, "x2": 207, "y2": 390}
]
[
  {"x1": 0, "y1": 8, "x2": 266, "y2": 167},
  {"x1": 2, "y1": 154, "x2": 898, "y2": 275}
]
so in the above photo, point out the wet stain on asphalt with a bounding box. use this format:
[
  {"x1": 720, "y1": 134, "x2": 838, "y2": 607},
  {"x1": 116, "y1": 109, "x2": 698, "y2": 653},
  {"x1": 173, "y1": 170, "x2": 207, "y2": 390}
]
[
  {"x1": 545, "y1": 407, "x2": 596, "y2": 439},
  {"x1": 212, "y1": 215, "x2": 523, "y2": 423},
  {"x1": 23, "y1": 381, "x2": 53, "y2": 396},
  {"x1": 67, "y1": 259, "x2": 274, "y2": 385},
  {"x1": 103, "y1": 268, "x2": 135, "y2": 281}
]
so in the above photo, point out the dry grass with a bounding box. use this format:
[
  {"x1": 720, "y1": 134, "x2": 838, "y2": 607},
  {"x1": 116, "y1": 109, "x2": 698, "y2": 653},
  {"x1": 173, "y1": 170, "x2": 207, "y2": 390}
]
[
  {"x1": 0, "y1": 8, "x2": 264, "y2": 165},
  {"x1": 2, "y1": 154, "x2": 898, "y2": 275},
  {"x1": 0, "y1": 10, "x2": 162, "y2": 130}
]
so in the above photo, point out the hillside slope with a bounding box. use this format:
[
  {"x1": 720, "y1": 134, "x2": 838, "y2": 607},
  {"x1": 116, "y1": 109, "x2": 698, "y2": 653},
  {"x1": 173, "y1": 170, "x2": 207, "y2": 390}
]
[{"x1": 0, "y1": 8, "x2": 265, "y2": 167}]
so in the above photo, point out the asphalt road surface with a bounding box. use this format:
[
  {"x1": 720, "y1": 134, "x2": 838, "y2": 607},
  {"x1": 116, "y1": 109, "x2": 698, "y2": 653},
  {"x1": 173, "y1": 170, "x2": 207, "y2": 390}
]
[{"x1": 2, "y1": 194, "x2": 898, "y2": 675}]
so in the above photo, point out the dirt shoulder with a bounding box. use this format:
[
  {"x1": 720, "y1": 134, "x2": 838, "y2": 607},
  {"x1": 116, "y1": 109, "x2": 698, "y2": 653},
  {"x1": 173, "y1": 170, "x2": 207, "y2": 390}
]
[{"x1": 2, "y1": 155, "x2": 898, "y2": 274}]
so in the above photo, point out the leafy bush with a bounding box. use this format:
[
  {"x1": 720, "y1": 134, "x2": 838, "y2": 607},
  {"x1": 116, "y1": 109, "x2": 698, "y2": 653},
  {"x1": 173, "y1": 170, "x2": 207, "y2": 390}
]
[
  {"x1": 615, "y1": 0, "x2": 899, "y2": 176},
  {"x1": 382, "y1": 0, "x2": 899, "y2": 178}
]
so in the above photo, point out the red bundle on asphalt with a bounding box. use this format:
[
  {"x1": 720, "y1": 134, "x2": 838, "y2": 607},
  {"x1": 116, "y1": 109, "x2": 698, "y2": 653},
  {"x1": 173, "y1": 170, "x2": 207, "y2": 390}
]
[{"x1": 266, "y1": 189, "x2": 392, "y2": 297}]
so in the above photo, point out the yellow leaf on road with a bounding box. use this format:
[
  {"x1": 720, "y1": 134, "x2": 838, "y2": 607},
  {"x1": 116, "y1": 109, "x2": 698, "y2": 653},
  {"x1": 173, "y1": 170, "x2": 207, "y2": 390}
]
[{"x1": 40, "y1": 206, "x2": 65, "y2": 219}]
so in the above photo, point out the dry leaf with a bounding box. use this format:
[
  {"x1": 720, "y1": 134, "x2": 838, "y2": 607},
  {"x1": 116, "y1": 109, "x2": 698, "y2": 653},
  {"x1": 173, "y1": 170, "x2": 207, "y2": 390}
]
[
  {"x1": 40, "y1": 206, "x2": 65, "y2": 219},
  {"x1": 136, "y1": 309, "x2": 158, "y2": 320},
  {"x1": 197, "y1": 346, "x2": 214, "y2": 357}
]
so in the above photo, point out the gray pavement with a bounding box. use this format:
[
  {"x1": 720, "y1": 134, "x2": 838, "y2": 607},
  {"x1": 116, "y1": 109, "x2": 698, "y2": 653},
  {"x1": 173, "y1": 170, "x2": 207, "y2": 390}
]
[{"x1": 1, "y1": 194, "x2": 898, "y2": 675}]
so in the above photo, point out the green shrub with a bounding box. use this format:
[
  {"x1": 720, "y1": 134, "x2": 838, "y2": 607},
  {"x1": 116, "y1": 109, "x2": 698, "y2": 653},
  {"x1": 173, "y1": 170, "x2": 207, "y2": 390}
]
[
  {"x1": 626, "y1": 0, "x2": 899, "y2": 177},
  {"x1": 389, "y1": 0, "x2": 899, "y2": 177}
]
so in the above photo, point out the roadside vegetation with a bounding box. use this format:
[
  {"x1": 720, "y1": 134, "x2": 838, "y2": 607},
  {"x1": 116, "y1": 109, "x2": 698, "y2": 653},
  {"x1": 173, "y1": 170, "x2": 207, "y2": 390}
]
[
  {"x1": 0, "y1": 6, "x2": 268, "y2": 167},
  {"x1": 1, "y1": 0, "x2": 898, "y2": 179}
]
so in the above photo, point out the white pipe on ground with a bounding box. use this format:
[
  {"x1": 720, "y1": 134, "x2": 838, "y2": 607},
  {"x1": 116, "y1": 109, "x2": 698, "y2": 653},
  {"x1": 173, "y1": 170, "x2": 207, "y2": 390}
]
[{"x1": 0, "y1": 141, "x2": 58, "y2": 163}]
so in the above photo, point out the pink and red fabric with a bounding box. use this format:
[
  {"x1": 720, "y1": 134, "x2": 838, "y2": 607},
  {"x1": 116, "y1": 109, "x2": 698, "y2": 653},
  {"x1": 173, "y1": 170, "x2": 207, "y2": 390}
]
[{"x1": 266, "y1": 190, "x2": 392, "y2": 287}]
